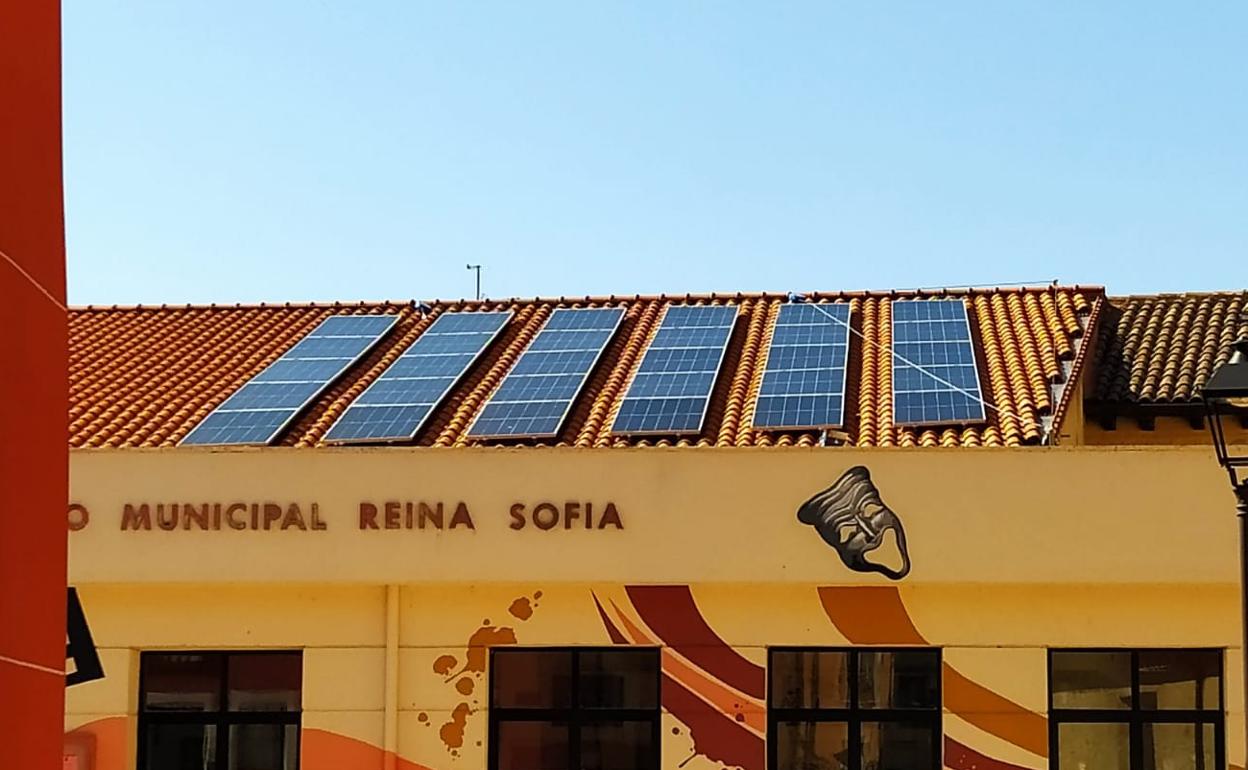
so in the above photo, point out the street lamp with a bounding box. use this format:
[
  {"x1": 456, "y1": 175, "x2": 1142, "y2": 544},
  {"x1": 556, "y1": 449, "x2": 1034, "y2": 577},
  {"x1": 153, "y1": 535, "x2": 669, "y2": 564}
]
[
  {"x1": 1202, "y1": 337, "x2": 1248, "y2": 502},
  {"x1": 1200, "y1": 336, "x2": 1248, "y2": 754}
]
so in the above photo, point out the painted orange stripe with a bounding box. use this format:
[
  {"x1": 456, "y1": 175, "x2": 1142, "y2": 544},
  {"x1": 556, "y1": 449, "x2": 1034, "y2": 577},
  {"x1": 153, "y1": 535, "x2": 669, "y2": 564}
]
[
  {"x1": 663, "y1": 652, "x2": 766, "y2": 734},
  {"x1": 817, "y1": 586, "x2": 925, "y2": 644},
  {"x1": 627, "y1": 586, "x2": 766, "y2": 699},
  {"x1": 818, "y1": 585, "x2": 1048, "y2": 759},
  {"x1": 302, "y1": 728, "x2": 436, "y2": 770},
  {"x1": 64, "y1": 716, "x2": 129, "y2": 770},
  {"x1": 607, "y1": 599, "x2": 765, "y2": 735},
  {"x1": 945, "y1": 736, "x2": 1035, "y2": 770},
  {"x1": 944, "y1": 664, "x2": 1048, "y2": 759}
]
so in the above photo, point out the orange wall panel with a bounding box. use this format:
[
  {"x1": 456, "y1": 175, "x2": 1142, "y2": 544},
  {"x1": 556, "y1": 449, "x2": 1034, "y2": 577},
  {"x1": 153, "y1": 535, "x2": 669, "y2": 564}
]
[{"x1": 0, "y1": 1, "x2": 68, "y2": 768}]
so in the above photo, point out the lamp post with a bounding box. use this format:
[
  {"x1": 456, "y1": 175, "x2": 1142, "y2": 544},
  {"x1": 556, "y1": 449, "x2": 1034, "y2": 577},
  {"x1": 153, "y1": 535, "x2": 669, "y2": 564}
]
[{"x1": 1199, "y1": 336, "x2": 1248, "y2": 754}]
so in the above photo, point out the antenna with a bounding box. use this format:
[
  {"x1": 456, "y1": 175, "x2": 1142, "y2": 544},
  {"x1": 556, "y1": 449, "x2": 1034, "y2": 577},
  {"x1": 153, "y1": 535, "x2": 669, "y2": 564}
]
[{"x1": 465, "y1": 264, "x2": 482, "y2": 301}]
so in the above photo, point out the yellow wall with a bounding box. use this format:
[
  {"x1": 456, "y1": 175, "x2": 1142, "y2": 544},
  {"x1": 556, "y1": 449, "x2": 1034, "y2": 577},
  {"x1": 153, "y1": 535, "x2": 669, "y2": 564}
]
[
  {"x1": 65, "y1": 582, "x2": 1244, "y2": 770},
  {"x1": 67, "y1": 446, "x2": 1246, "y2": 584},
  {"x1": 64, "y1": 446, "x2": 1248, "y2": 770},
  {"x1": 1084, "y1": 416, "x2": 1248, "y2": 447}
]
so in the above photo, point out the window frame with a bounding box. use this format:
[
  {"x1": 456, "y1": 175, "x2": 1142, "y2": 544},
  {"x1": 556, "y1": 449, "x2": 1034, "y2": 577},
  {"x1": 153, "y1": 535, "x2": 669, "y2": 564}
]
[
  {"x1": 1047, "y1": 648, "x2": 1225, "y2": 770},
  {"x1": 766, "y1": 646, "x2": 943, "y2": 770},
  {"x1": 136, "y1": 650, "x2": 302, "y2": 770},
  {"x1": 487, "y1": 646, "x2": 662, "y2": 770}
]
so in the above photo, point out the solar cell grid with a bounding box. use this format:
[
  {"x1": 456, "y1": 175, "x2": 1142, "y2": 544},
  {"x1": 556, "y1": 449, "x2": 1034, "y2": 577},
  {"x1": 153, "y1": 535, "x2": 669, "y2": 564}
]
[
  {"x1": 611, "y1": 304, "x2": 738, "y2": 435},
  {"x1": 323, "y1": 310, "x2": 513, "y2": 443},
  {"x1": 181, "y1": 313, "x2": 400, "y2": 446},
  {"x1": 467, "y1": 307, "x2": 626, "y2": 438},
  {"x1": 751, "y1": 302, "x2": 853, "y2": 430},
  {"x1": 890, "y1": 299, "x2": 987, "y2": 426}
]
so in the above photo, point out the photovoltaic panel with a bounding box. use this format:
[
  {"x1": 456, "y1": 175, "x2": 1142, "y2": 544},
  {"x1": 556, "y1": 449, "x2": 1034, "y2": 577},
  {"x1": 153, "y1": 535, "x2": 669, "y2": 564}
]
[
  {"x1": 890, "y1": 299, "x2": 987, "y2": 425},
  {"x1": 181, "y1": 314, "x2": 400, "y2": 446},
  {"x1": 752, "y1": 302, "x2": 852, "y2": 429},
  {"x1": 611, "y1": 305, "x2": 737, "y2": 435},
  {"x1": 324, "y1": 310, "x2": 513, "y2": 443},
  {"x1": 468, "y1": 307, "x2": 626, "y2": 438}
]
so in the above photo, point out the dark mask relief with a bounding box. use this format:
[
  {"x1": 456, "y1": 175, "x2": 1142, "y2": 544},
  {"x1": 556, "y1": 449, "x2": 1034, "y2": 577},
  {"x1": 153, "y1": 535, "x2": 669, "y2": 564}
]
[{"x1": 797, "y1": 466, "x2": 912, "y2": 580}]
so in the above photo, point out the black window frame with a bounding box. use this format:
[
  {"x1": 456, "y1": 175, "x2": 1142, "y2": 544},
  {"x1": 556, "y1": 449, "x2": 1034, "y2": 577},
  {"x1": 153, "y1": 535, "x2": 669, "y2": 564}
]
[
  {"x1": 136, "y1": 650, "x2": 303, "y2": 770},
  {"x1": 767, "y1": 646, "x2": 943, "y2": 770},
  {"x1": 488, "y1": 646, "x2": 662, "y2": 770},
  {"x1": 1047, "y1": 648, "x2": 1225, "y2": 770}
]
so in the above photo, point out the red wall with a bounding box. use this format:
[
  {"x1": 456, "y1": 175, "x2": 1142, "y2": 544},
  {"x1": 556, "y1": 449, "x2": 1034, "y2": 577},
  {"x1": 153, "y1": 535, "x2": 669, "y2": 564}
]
[{"x1": 0, "y1": 0, "x2": 69, "y2": 768}]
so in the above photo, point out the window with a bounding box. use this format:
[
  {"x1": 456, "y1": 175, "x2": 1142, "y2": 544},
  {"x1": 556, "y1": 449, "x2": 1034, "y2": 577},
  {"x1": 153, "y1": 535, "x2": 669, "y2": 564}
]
[
  {"x1": 1049, "y1": 650, "x2": 1223, "y2": 770},
  {"x1": 138, "y1": 651, "x2": 301, "y2": 770},
  {"x1": 768, "y1": 648, "x2": 941, "y2": 770},
  {"x1": 489, "y1": 648, "x2": 661, "y2": 770}
]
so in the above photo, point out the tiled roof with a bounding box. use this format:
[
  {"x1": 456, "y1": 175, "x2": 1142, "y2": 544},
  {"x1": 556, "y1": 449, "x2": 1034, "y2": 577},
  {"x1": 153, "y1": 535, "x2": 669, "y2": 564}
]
[
  {"x1": 68, "y1": 287, "x2": 1099, "y2": 449},
  {"x1": 1090, "y1": 292, "x2": 1248, "y2": 406}
]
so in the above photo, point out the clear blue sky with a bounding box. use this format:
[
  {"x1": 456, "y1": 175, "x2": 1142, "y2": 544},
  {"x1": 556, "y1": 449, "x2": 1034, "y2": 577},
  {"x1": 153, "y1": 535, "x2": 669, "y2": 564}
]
[{"x1": 64, "y1": 3, "x2": 1247, "y2": 305}]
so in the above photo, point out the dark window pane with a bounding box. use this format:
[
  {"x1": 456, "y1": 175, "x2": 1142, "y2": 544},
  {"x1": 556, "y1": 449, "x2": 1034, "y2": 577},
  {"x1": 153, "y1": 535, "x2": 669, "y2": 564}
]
[
  {"x1": 581, "y1": 720, "x2": 656, "y2": 770},
  {"x1": 1051, "y1": 652, "x2": 1132, "y2": 710},
  {"x1": 771, "y1": 651, "x2": 849, "y2": 710},
  {"x1": 580, "y1": 651, "x2": 659, "y2": 709},
  {"x1": 774, "y1": 721, "x2": 849, "y2": 770},
  {"x1": 1142, "y1": 723, "x2": 1216, "y2": 770},
  {"x1": 858, "y1": 651, "x2": 939, "y2": 709},
  {"x1": 228, "y1": 654, "x2": 302, "y2": 712},
  {"x1": 496, "y1": 721, "x2": 570, "y2": 770},
  {"x1": 492, "y1": 651, "x2": 574, "y2": 708},
  {"x1": 1138, "y1": 651, "x2": 1221, "y2": 711},
  {"x1": 227, "y1": 724, "x2": 298, "y2": 770},
  {"x1": 142, "y1": 654, "x2": 223, "y2": 711},
  {"x1": 143, "y1": 723, "x2": 218, "y2": 770},
  {"x1": 860, "y1": 722, "x2": 936, "y2": 770},
  {"x1": 1057, "y1": 723, "x2": 1129, "y2": 770}
]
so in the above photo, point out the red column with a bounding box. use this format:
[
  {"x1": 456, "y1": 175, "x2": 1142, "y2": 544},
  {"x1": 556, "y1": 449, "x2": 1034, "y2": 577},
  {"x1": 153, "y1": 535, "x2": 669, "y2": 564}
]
[{"x1": 0, "y1": 1, "x2": 69, "y2": 768}]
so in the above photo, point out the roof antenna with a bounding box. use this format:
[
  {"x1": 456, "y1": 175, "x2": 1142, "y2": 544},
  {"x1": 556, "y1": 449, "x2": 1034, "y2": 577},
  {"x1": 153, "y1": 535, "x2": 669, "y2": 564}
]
[{"x1": 466, "y1": 264, "x2": 483, "y2": 301}]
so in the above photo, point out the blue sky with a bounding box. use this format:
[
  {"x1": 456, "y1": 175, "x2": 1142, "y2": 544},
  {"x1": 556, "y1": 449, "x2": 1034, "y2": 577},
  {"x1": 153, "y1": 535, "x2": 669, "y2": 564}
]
[{"x1": 64, "y1": 3, "x2": 1247, "y2": 305}]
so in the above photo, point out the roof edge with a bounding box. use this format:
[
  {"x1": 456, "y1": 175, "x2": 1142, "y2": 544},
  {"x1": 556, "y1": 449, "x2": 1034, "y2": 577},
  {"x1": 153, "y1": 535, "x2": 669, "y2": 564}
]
[{"x1": 1050, "y1": 294, "x2": 1107, "y2": 443}]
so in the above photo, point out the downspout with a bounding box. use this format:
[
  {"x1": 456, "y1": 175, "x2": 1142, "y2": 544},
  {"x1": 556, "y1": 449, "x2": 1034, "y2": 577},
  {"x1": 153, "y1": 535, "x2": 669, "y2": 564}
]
[{"x1": 384, "y1": 585, "x2": 400, "y2": 770}]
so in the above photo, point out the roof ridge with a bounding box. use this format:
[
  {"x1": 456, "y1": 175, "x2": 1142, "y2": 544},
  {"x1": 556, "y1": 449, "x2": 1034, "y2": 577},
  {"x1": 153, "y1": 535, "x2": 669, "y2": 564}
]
[
  {"x1": 1109, "y1": 290, "x2": 1248, "y2": 301},
  {"x1": 69, "y1": 284, "x2": 1108, "y2": 312}
]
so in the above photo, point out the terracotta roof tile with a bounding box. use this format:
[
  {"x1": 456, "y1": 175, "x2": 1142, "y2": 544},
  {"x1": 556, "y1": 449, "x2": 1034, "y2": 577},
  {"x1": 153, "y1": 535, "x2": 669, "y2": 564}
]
[
  {"x1": 1091, "y1": 292, "x2": 1248, "y2": 405},
  {"x1": 68, "y1": 287, "x2": 1101, "y2": 449}
]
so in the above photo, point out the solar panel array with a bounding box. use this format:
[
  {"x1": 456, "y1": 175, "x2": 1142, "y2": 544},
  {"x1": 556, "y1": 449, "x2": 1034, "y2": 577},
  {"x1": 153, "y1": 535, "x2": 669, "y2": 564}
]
[
  {"x1": 468, "y1": 307, "x2": 626, "y2": 438},
  {"x1": 753, "y1": 302, "x2": 852, "y2": 429},
  {"x1": 611, "y1": 305, "x2": 738, "y2": 434},
  {"x1": 890, "y1": 299, "x2": 987, "y2": 425},
  {"x1": 324, "y1": 311, "x2": 513, "y2": 442},
  {"x1": 181, "y1": 314, "x2": 399, "y2": 446}
]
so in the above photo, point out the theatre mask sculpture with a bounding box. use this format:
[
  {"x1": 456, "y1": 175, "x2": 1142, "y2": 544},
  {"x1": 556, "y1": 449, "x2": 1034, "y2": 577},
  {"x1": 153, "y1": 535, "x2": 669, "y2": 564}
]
[{"x1": 797, "y1": 466, "x2": 911, "y2": 580}]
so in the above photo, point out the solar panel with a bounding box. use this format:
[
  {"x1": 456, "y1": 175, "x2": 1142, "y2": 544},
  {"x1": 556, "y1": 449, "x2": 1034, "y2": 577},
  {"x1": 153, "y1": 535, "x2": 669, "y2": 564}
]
[
  {"x1": 324, "y1": 310, "x2": 513, "y2": 443},
  {"x1": 468, "y1": 307, "x2": 626, "y2": 438},
  {"x1": 181, "y1": 314, "x2": 400, "y2": 446},
  {"x1": 611, "y1": 305, "x2": 737, "y2": 435},
  {"x1": 890, "y1": 299, "x2": 987, "y2": 425},
  {"x1": 752, "y1": 302, "x2": 852, "y2": 429}
]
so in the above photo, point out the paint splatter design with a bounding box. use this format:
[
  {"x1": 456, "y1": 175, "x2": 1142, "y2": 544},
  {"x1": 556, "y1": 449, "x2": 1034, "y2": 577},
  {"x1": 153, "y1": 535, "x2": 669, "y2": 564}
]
[
  {"x1": 508, "y1": 597, "x2": 533, "y2": 620},
  {"x1": 439, "y1": 703, "x2": 472, "y2": 749},
  {"x1": 433, "y1": 655, "x2": 457, "y2": 675},
  {"x1": 434, "y1": 591, "x2": 542, "y2": 753}
]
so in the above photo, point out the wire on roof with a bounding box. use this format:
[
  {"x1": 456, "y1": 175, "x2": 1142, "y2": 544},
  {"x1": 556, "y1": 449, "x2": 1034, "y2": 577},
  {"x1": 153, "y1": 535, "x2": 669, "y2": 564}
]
[{"x1": 791, "y1": 293, "x2": 1037, "y2": 436}]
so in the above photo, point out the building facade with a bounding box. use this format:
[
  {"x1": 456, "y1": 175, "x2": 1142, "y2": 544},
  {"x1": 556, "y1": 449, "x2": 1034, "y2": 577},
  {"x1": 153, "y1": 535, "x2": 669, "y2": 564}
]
[{"x1": 62, "y1": 288, "x2": 1248, "y2": 770}]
